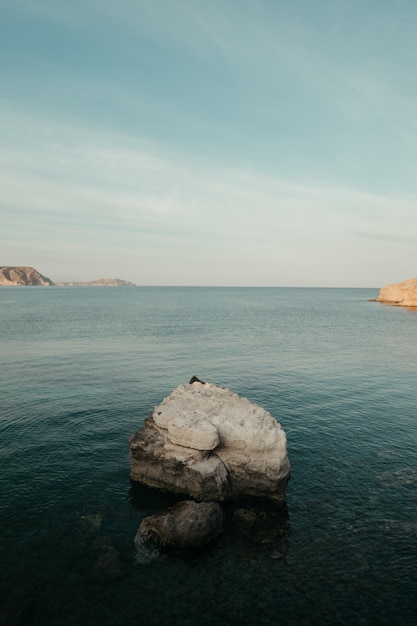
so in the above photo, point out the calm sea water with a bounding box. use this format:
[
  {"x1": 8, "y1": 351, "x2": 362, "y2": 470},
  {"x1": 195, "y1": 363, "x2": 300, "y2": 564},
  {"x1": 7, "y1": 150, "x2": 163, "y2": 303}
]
[{"x1": 1, "y1": 287, "x2": 416, "y2": 625}]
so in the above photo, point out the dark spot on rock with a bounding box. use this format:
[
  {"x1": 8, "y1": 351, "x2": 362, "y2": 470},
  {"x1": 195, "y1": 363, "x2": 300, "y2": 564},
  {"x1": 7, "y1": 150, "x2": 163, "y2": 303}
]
[{"x1": 189, "y1": 376, "x2": 205, "y2": 384}]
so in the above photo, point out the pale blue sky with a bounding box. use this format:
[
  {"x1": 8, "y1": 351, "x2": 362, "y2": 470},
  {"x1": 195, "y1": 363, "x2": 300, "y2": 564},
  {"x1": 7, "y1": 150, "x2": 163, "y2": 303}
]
[{"x1": 1, "y1": 0, "x2": 416, "y2": 286}]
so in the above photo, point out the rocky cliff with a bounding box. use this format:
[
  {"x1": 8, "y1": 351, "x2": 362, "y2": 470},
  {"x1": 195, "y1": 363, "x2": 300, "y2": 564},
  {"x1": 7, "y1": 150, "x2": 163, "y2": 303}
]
[
  {"x1": 0, "y1": 267, "x2": 135, "y2": 287},
  {"x1": 0, "y1": 266, "x2": 54, "y2": 286},
  {"x1": 375, "y1": 277, "x2": 417, "y2": 307}
]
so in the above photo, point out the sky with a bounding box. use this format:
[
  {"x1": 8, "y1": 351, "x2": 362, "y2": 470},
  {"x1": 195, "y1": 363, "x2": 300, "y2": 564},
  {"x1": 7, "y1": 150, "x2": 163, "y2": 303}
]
[{"x1": 1, "y1": 0, "x2": 416, "y2": 286}]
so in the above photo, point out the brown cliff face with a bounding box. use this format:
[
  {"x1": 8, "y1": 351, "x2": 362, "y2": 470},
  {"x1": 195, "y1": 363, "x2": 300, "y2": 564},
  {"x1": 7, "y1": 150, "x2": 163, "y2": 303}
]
[
  {"x1": 375, "y1": 277, "x2": 417, "y2": 307},
  {"x1": 0, "y1": 266, "x2": 54, "y2": 286}
]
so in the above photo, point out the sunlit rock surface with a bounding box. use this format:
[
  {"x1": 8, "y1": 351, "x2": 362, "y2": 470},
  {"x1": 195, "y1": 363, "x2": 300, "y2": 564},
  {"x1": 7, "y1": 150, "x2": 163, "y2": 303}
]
[
  {"x1": 129, "y1": 381, "x2": 290, "y2": 504},
  {"x1": 0, "y1": 266, "x2": 54, "y2": 286},
  {"x1": 375, "y1": 277, "x2": 417, "y2": 307}
]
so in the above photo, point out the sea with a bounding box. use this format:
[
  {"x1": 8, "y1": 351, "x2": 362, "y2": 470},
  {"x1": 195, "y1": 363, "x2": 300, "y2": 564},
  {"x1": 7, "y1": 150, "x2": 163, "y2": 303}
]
[{"x1": 1, "y1": 286, "x2": 416, "y2": 625}]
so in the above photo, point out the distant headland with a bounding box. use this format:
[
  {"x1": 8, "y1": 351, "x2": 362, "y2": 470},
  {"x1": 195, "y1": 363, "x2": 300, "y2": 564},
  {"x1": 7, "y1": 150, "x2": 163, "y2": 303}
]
[
  {"x1": 0, "y1": 266, "x2": 54, "y2": 286},
  {"x1": 372, "y1": 277, "x2": 417, "y2": 307},
  {"x1": 55, "y1": 278, "x2": 136, "y2": 287},
  {"x1": 0, "y1": 266, "x2": 135, "y2": 287}
]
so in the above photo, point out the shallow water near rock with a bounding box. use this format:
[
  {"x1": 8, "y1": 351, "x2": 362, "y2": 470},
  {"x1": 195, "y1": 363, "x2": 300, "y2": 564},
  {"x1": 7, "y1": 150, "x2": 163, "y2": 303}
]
[{"x1": 1, "y1": 286, "x2": 417, "y2": 625}]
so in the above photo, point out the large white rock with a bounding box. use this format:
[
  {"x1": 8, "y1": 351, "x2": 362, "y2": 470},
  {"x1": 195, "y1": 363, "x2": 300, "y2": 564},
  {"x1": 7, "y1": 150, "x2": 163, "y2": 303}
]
[
  {"x1": 130, "y1": 381, "x2": 290, "y2": 503},
  {"x1": 375, "y1": 277, "x2": 417, "y2": 307}
]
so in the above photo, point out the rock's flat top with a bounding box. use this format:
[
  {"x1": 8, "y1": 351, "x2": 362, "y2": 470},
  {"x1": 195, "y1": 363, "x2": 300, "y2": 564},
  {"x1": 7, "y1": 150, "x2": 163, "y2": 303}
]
[
  {"x1": 375, "y1": 277, "x2": 417, "y2": 307},
  {"x1": 0, "y1": 266, "x2": 54, "y2": 286},
  {"x1": 153, "y1": 383, "x2": 284, "y2": 453}
]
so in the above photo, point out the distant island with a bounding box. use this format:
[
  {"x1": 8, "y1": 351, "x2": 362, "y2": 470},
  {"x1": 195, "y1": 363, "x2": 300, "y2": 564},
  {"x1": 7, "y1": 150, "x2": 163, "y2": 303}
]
[
  {"x1": 55, "y1": 278, "x2": 136, "y2": 287},
  {"x1": 373, "y1": 277, "x2": 417, "y2": 307},
  {"x1": 0, "y1": 266, "x2": 135, "y2": 287}
]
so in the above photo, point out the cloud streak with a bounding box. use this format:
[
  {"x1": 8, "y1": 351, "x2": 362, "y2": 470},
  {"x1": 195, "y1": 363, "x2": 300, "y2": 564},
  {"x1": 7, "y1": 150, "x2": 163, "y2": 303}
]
[
  {"x1": 1, "y1": 101, "x2": 416, "y2": 286},
  {"x1": 2, "y1": 1, "x2": 417, "y2": 285}
]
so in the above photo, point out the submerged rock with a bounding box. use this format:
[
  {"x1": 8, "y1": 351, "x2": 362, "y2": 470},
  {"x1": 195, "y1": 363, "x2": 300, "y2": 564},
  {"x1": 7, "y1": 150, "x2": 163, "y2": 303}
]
[
  {"x1": 136, "y1": 500, "x2": 224, "y2": 550},
  {"x1": 93, "y1": 543, "x2": 124, "y2": 581},
  {"x1": 231, "y1": 507, "x2": 286, "y2": 546},
  {"x1": 79, "y1": 512, "x2": 103, "y2": 534},
  {"x1": 134, "y1": 532, "x2": 163, "y2": 565},
  {"x1": 129, "y1": 381, "x2": 290, "y2": 504},
  {"x1": 374, "y1": 277, "x2": 417, "y2": 307}
]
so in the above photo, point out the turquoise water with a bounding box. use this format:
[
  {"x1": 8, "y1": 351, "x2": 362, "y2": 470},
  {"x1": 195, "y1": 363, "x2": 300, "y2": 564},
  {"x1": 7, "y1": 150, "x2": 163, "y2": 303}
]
[{"x1": 1, "y1": 287, "x2": 416, "y2": 625}]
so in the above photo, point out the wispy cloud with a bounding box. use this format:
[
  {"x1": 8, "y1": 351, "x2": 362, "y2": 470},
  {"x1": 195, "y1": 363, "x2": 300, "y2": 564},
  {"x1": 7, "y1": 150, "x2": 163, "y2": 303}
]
[
  {"x1": 1, "y1": 101, "x2": 416, "y2": 285},
  {"x1": 2, "y1": 1, "x2": 417, "y2": 285},
  {"x1": 354, "y1": 231, "x2": 416, "y2": 245}
]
